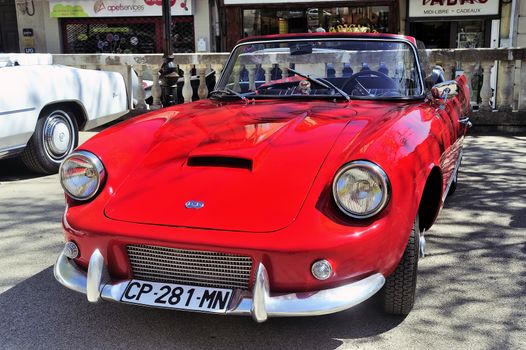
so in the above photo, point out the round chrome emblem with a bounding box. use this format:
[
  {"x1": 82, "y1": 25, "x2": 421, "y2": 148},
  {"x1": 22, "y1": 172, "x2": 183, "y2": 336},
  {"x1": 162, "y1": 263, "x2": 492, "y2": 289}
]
[{"x1": 185, "y1": 200, "x2": 204, "y2": 209}]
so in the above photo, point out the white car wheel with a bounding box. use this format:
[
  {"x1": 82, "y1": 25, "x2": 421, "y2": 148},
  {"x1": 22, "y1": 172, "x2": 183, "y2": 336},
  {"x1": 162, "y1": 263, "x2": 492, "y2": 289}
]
[
  {"x1": 21, "y1": 107, "x2": 79, "y2": 174},
  {"x1": 42, "y1": 111, "x2": 75, "y2": 162}
]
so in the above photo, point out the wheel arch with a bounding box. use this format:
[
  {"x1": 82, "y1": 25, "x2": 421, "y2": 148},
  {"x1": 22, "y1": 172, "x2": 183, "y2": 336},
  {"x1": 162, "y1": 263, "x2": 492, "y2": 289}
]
[
  {"x1": 41, "y1": 100, "x2": 88, "y2": 130},
  {"x1": 418, "y1": 166, "x2": 443, "y2": 232}
]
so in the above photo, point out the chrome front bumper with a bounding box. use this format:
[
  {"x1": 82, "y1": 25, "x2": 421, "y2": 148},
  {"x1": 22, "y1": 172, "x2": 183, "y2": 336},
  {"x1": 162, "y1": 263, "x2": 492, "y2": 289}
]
[{"x1": 54, "y1": 248, "x2": 385, "y2": 322}]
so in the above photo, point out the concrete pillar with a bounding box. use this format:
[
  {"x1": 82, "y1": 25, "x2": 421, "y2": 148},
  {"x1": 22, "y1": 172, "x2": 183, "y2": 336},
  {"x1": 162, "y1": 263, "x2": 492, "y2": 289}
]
[
  {"x1": 232, "y1": 65, "x2": 241, "y2": 92},
  {"x1": 134, "y1": 64, "x2": 147, "y2": 110},
  {"x1": 498, "y1": 60, "x2": 515, "y2": 111},
  {"x1": 247, "y1": 64, "x2": 257, "y2": 91},
  {"x1": 149, "y1": 65, "x2": 162, "y2": 110},
  {"x1": 518, "y1": 59, "x2": 526, "y2": 111},
  {"x1": 197, "y1": 64, "x2": 209, "y2": 100},
  {"x1": 181, "y1": 64, "x2": 193, "y2": 103},
  {"x1": 462, "y1": 63, "x2": 475, "y2": 103},
  {"x1": 262, "y1": 64, "x2": 272, "y2": 83},
  {"x1": 479, "y1": 61, "x2": 495, "y2": 111}
]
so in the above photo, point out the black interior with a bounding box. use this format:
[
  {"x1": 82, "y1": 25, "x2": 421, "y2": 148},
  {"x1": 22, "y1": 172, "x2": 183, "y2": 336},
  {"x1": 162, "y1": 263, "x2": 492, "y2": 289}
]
[{"x1": 237, "y1": 71, "x2": 413, "y2": 97}]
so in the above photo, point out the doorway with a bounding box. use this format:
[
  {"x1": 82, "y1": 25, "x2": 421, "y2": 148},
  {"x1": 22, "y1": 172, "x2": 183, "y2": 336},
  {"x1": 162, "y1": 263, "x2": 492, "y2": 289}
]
[
  {"x1": 0, "y1": 0, "x2": 20, "y2": 53},
  {"x1": 409, "y1": 20, "x2": 489, "y2": 49}
]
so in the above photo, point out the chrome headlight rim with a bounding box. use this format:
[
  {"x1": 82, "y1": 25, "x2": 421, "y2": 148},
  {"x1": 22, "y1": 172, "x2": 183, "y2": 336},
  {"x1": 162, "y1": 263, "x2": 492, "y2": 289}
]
[
  {"x1": 60, "y1": 150, "x2": 106, "y2": 201},
  {"x1": 332, "y1": 160, "x2": 391, "y2": 219}
]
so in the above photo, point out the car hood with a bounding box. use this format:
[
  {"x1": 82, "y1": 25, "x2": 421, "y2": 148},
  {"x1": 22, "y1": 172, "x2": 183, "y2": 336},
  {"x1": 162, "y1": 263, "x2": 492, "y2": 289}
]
[{"x1": 104, "y1": 100, "x2": 357, "y2": 232}]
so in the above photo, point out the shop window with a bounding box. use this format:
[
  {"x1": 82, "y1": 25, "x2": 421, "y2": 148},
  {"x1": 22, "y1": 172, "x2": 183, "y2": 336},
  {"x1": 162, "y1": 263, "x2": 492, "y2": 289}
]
[
  {"x1": 172, "y1": 17, "x2": 195, "y2": 53},
  {"x1": 62, "y1": 16, "x2": 194, "y2": 54},
  {"x1": 243, "y1": 6, "x2": 390, "y2": 37}
]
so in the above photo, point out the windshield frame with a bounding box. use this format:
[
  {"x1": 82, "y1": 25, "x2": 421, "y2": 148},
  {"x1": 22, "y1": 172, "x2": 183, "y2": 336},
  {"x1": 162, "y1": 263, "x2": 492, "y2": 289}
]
[{"x1": 215, "y1": 37, "x2": 426, "y2": 101}]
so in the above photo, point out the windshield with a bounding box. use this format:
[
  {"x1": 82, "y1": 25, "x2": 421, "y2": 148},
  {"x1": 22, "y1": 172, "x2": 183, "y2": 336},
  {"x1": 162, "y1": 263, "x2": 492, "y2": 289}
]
[{"x1": 216, "y1": 38, "x2": 424, "y2": 100}]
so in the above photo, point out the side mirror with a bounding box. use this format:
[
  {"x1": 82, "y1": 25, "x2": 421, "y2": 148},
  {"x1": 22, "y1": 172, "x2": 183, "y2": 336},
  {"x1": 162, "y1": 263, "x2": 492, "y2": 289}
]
[
  {"x1": 424, "y1": 65, "x2": 445, "y2": 89},
  {"x1": 431, "y1": 80, "x2": 459, "y2": 101}
]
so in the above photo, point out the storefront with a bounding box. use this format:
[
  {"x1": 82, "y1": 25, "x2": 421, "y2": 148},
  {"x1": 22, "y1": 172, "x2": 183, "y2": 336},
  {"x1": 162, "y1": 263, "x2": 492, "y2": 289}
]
[
  {"x1": 219, "y1": 0, "x2": 400, "y2": 51},
  {"x1": 49, "y1": 0, "x2": 196, "y2": 53},
  {"x1": 406, "y1": 0, "x2": 501, "y2": 49}
]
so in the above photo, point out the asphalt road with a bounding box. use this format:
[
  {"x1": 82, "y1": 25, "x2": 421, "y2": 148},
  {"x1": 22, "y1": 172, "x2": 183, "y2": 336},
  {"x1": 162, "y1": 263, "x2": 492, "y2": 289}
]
[{"x1": 0, "y1": 132, "x2": 525, "y2": 350}]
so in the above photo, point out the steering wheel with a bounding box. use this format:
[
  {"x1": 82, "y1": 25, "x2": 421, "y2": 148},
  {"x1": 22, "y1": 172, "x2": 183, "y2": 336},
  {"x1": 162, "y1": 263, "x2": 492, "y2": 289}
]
[{"x1": 342, "y1": 70, "x2": 400, "y2": 97}]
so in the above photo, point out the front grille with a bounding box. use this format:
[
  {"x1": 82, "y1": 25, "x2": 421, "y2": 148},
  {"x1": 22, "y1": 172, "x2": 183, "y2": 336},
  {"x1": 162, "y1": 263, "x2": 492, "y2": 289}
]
[{"x1": 127, "y1": 244, "x2": 253, "y2": 290}]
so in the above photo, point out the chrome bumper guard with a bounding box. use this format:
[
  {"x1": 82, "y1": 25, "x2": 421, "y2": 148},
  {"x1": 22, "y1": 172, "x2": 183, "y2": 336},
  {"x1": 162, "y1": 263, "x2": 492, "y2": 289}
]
[{"x1": 54, "y1": 248, "x2": 385, "y2": 323}]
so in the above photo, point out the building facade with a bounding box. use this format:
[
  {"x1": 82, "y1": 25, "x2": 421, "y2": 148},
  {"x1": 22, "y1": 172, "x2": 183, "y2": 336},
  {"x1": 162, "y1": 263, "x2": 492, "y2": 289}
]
[
  {"x1": 1, "y1": 0, "x2": 524, "y2": 54},
  {"x1": 219, "y1": 0, "x2": 399, "y2": 51},
  {"x1": 5, "y1": 0, "x2": 213, "y2": 54},
  {"x1": 218, "y1": 0, "x2": 519, "y2": 51}
]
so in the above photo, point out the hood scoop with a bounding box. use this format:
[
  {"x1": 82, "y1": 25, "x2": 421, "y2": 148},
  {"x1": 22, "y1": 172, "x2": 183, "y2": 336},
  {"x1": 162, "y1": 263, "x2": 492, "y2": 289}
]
[{"x1": 187, "y1": 156, "x2": 253, "y2": 171}]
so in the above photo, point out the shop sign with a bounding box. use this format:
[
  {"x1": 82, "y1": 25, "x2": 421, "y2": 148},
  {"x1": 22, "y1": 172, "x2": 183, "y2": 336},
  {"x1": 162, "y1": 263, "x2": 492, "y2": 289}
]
[
  {"x1": 409, "y1": 0, "x2": 499, "y2": 18},
  {"x1": 224, "y1": 0, "x2": 352, "y2": 4},
  {"x1": 49, "y1": 0, "x2": 193, "y2": 17}
]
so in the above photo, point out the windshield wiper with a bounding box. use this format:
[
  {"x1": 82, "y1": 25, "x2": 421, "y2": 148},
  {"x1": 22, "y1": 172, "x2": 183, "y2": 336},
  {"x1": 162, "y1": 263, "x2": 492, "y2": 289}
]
[
  {"x1": 287, "y1": 67, "x2": 351, "y2": 102},
  {"x1": 209, "y1": 88, "x2": 249, "y2": 103}
]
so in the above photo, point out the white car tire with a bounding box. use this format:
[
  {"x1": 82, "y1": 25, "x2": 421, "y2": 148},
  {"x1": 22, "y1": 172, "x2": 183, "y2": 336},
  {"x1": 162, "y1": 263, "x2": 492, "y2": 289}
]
[{"x1": 21, "y1": 107, "x2": 78, "y2": 174}]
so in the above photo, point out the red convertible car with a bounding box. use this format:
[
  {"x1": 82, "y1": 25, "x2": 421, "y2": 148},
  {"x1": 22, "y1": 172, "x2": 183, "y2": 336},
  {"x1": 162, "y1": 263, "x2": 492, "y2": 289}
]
[{"x1": 54, "y1": 33, "x2": 470, "y2": 322}]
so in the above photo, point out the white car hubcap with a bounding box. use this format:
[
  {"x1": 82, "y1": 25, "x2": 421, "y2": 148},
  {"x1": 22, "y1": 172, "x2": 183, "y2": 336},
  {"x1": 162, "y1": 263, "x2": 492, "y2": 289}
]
[{"x1": 43, "y1": 112, "x2": 74, "y2": 161}]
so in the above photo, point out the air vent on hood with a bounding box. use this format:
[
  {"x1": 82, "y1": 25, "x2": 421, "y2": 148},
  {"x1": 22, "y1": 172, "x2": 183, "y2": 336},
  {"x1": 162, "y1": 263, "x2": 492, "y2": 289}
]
[{"x1": 187, "y1": 156, "x2": 253, "y2": 171}]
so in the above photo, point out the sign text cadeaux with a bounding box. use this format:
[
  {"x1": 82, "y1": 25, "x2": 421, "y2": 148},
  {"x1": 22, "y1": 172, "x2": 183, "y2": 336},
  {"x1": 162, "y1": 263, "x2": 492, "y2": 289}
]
[{"x1": 409, "y1": 0, "x2": 499, "y2": 18}]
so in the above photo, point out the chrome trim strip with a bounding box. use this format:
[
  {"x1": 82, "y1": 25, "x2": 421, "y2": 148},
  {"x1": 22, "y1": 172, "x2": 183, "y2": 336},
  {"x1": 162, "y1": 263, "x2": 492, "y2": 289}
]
[
  {"x1": 54, "y1": 248, "x2": 88, "y2": 295},
  {"x1": 0, "y1": 107, "x2": 35, "y2": 116},
  {"x1": 54, "y1": 246, "x2": 385, "y2": 322},
  {"x1": 217, "y1": 37, "x2": 425, "y2": 98},
  {"x1": 442, "y1": 149, "x2": 463, "y2": 203},
  {"x1": 0, "y1": 144, "x2": 26, "y2": 159},
  {"x1": 101, "y1": 281, "x2": 129, "y2": 302}
]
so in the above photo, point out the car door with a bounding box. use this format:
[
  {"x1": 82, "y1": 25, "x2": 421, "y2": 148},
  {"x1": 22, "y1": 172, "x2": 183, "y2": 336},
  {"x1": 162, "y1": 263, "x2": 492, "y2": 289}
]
[{"x1": 432, "y1": 74, "x2": 470, "y2": 197}]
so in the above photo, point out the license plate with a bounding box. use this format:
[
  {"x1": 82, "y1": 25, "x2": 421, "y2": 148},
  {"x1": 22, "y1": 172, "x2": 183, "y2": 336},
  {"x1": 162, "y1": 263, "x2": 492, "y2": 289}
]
[{"x1": 121, "y1": 280, "x2": 233, "y2": 313}]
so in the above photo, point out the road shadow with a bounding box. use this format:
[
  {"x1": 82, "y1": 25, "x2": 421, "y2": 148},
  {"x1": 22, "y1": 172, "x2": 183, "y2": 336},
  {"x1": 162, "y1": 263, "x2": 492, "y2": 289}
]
[
  {"x1": 0, "y1": 267, "x2": 404, "y2": 350},
  {"x1": 0, "y1": 157, "x2": 46, "y2": 182},
  {"x1": 411, "y1": 135, "x2": 526, "y2": 349},
  {"x1": 1, "y1": 135, "x2": 525, "y2": 349}
]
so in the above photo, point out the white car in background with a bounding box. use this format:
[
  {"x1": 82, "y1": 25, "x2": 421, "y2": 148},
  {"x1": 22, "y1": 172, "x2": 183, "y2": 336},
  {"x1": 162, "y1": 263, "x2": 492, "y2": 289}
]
[{"x1": 0, "y1": 54, "x2": 128, "y2": 174}]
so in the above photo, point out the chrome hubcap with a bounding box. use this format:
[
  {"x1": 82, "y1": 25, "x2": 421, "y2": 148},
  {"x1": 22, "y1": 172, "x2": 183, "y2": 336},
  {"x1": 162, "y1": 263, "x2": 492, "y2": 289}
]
[{"x1": 43, "y1": 112, "x2": 74, "y2": 161}]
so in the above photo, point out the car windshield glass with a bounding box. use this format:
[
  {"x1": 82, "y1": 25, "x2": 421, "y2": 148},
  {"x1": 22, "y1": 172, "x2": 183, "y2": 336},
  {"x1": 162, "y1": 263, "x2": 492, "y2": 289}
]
[{"x1": 216, "y1": 38, "x2": 424, "y2": 100}]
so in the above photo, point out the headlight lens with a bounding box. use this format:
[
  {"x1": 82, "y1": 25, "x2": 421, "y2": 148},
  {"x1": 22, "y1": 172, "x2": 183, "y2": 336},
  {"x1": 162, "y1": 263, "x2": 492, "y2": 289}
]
[
  {"x1": 332, "y1": 160, "x2": 390, "y2": 218},
  {"x1": 60, "y1": 151, "x2": 106, "y2": 201}
]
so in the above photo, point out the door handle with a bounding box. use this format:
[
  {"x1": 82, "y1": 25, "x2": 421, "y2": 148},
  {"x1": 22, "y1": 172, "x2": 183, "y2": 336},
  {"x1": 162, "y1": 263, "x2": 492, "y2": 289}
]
[{"x1": 459, "y1": 117, "x2": 472, "y2": 128}]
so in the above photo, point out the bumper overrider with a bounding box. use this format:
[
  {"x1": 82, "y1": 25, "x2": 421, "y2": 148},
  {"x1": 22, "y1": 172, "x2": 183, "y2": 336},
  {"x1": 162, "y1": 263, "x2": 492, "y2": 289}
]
[{"x1": 54, "y1": 246, "x2": 385, "y2": 322}]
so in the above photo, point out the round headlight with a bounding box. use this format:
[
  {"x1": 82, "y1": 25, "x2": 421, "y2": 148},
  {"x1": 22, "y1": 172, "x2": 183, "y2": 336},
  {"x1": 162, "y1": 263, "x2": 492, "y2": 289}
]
[
  {"x1": 60, "y1": 151, "x2": 106, "y2": 201},
  {"x1": 332, "y1": 160, "x2": 390, "y2": 218}
]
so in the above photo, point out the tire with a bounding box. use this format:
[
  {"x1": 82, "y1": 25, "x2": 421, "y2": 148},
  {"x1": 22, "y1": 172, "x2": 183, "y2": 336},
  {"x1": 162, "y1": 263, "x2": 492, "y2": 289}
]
[
  {"x1": 382, "y1": 214, "x2": 420, "y2": 315},
  {"x1": 21, "y1": 107, "x2": 79, "y2": 174}
]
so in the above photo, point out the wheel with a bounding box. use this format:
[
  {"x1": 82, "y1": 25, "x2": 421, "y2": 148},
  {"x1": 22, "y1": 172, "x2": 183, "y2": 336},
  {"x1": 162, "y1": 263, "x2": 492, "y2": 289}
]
[
  {"x1": 21, "y1": 107, "x2": 78, "y2": 174},
  {"x1": 382, "y1": 214, "x2": 420, "y2": 315}
]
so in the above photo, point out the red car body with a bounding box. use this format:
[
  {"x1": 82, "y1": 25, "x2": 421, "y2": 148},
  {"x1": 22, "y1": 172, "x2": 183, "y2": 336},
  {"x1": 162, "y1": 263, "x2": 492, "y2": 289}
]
[{"x1": 55, "y1": 33, "x2": 470, "y2": 321}]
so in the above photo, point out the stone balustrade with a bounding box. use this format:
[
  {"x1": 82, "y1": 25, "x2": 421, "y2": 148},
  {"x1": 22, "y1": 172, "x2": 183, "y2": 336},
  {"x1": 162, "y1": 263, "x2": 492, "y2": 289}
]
[{"x1": 49, "y1": 48, "x2": 526, "y2": 127}]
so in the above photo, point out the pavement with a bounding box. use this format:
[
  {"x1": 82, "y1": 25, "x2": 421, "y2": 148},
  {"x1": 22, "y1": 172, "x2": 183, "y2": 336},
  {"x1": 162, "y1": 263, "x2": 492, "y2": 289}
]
[{"x1": 0, "y1": 131, "x2": 525, "y2": 350}]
